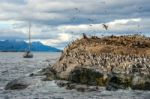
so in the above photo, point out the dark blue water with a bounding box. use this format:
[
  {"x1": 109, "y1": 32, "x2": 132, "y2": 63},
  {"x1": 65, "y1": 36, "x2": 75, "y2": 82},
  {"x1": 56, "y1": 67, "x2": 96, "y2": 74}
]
[{"x1": 0, "y1": 52, "x2": 150, "y2": 99}]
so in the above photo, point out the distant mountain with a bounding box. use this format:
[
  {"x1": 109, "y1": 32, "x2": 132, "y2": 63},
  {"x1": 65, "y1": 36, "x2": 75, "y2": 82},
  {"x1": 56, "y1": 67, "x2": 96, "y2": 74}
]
[{"x1": 0, "y1": 40, "x2": 61, "y2": 52}]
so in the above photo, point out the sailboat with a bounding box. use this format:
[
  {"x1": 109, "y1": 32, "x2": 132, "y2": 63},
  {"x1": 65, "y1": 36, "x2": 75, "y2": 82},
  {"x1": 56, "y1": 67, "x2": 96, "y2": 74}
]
[{"x1": 23, "y1": 22, "x2": 33, "y2": 58}]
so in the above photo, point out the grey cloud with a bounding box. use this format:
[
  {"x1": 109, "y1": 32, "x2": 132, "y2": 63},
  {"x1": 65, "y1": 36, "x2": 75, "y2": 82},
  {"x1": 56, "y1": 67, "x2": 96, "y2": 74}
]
[
  {"x1": 0, "y1": 0, "x2": 149, "y2": 25},
  {"x1": 0, "y1": 28, "x2": 59, "y2": 40},
  {"x1": 0, "y1": 0, "x2": 150, "y2": 48},
  {"x1": 0, "y1": 29, "x2": 26, "y2": 40}
]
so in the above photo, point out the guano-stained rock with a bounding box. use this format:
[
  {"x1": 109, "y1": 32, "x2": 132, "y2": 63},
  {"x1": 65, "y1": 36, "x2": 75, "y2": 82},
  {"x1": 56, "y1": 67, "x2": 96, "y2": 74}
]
[{"x1": 44, "y1": 35, "x2": 150, "y2": 91}]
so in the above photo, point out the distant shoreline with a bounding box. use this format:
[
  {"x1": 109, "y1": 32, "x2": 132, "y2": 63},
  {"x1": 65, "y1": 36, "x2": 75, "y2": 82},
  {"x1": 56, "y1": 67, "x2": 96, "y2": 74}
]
[
  {"x1": 0, "y1": 40, "x2": 62, "y2": 52},
  {"x1": 0, "y1": 51, "x2": 62, "y2": 52}
]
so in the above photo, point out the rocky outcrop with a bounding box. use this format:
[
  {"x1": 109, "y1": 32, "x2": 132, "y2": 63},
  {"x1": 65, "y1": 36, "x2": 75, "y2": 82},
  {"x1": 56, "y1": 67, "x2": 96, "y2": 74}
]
[
  {"x1": 5, "y1": 77, "x2": 33, "y2": 90},
  {"x1": 106, "y1": 73, "x2": 131, "y2": 91},
  {"x1": 131, "y1": 74, "x2": 150, "y2": 90},
  {"x1": 45, "y1": 35, "x2": 150, "y2": 91},
  {"x1": 55, "y1": 80, "x2": 101, "y2": 92},
  {"x1": 68, "y1": 67, "x2": 105, "y2": 86}
]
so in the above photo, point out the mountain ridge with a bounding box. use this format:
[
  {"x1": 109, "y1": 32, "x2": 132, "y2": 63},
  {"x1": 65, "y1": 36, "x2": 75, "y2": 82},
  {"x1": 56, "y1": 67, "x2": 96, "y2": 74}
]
[{"x1": 0, "y1": 40, "x2": 61, "y2": 52}]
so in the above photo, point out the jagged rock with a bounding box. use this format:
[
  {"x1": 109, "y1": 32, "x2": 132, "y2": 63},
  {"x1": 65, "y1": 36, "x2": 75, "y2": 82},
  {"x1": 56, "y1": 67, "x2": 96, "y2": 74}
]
[
  {"x1": 68, "y1": 67, "x2": 105, "y2": 86},
  {"x1": 87, "y1": 86, "x2": 99, "y2": 91},
  {"x1": 75, "y1": 85, "x2": 88, "y2": 92},
  {"x1": 106, "y1": 73, "x2": 131, "y2": 91},
  {"x1": 55, "y1": 80, "x2": 100, "y2": 92},
  {"x1": 66, "y1": 83, "x2": 76, "y2": 90},
  {"x1": 5, "y1": 77, "x2": 32, "y2": 90},
  {"x1": 55, "y1": 80, "x2": 70, "y2": 87},
  {"x1": 131, "y1": 75, "x2": 150, "y2": 90},
  {"x1": 40, "y1": 67, "x2": 57, "y2": 81}
]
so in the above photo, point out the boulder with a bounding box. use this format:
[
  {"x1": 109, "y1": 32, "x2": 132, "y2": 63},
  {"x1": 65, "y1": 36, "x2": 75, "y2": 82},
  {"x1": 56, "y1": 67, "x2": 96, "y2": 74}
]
[
  {"x1": 68, "y1": 67, "x2": 105, "y2": 86},
  {"x1": 75, "y1": 84, "x2": 88, "y2": 92},
  {"x1": 55, "y1": 80, "x2": 70, "y2": 87},
  {"x1": 106, "y1": 73, "x2": 131, "y2": 91},
  {"x1": 40, "y1": 67, "x2": 57, "y2": 81},
  {"x1": 66, "y1": 83, "x2": 76, "y2": 90},
  {"x1": 5, "y1": 77, "x2": 34, "y2": 90},
  {"x1": 131, "y1": 75, "x2": 150, "y2": 90}
]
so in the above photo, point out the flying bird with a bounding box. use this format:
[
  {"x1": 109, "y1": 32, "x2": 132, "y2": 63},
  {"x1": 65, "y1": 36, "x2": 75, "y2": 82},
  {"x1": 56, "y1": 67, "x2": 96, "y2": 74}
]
[
  {"x1": 75, "y1": 8, "x2": 79, "y2": 11},
  {"x1": 103, "y1": 24, "x2": 109, "y2": 30},
  {"x1": 74, "y1": 8, "x2": 81, "y2": 13}
]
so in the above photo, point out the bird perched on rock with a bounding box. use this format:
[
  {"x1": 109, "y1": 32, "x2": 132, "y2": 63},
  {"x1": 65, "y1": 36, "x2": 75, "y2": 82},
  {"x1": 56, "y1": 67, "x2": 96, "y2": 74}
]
[
  {"x1": 82, "y1": 33, "x2": 88, "y2": 39},
  {"x1": 103, "y1": 24, "x2": 109, "y2": 30}
]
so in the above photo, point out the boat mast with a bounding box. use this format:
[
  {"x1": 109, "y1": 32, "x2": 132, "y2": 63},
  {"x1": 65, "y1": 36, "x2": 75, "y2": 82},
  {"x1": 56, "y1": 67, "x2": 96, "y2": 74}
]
[{"x1": 28, "y1": 22, "x2": 31, "y2": 51}]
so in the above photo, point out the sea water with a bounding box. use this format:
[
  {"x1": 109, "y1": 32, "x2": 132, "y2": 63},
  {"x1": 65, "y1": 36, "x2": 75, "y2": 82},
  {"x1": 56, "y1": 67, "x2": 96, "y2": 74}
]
[{"x1": 0, "y1": 52, "x2": 150, "y2": 99}]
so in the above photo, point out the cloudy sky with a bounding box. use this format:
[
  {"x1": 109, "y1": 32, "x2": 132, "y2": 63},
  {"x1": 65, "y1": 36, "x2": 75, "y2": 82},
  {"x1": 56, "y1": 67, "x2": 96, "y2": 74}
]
[{"x1": 0, "y1": 0, "x2": 150, "y2": 49}]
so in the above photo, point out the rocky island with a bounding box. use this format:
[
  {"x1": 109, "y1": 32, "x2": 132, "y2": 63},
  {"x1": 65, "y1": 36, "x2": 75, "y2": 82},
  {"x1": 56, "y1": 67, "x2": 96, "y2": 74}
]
[
  {"x1": 42, "y1": 34, "x2": 150, "y2": 91},
  {"x1": 5, "y1": 34, "x2": 150, "y2": 92}
]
